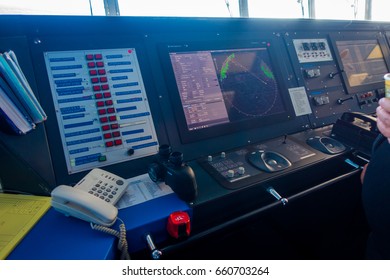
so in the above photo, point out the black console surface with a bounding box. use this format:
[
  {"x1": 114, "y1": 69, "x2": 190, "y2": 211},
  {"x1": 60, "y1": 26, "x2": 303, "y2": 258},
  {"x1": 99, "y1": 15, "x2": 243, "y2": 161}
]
[{"x1": 198, "y1": 136, "x2": 327, "y2": 190}]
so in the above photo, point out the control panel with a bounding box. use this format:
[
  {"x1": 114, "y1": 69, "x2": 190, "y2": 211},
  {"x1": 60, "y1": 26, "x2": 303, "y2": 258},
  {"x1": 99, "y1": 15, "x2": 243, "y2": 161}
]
[
  {"x1": 286, "y1": 36, "x2": 352, "y2": 127},
  {"x1": 199, "y1": 136, "x2": 326, "y2": 190},
  {"x1": 44, "y1": 48, "x2": 159, "y2": 174}
]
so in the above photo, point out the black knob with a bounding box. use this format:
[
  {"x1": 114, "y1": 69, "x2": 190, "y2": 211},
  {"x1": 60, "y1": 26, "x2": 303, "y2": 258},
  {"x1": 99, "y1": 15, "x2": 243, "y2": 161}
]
[
  {"x1": 169, "y1": 151, "x2": 184, "y2": 166},
  {"x1": 158, "y1": 144, "x2": 172, "y2": 160}
]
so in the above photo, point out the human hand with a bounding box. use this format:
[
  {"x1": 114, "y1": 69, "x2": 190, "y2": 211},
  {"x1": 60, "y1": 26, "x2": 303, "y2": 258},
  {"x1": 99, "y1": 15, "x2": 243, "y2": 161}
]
[{"x1": 376, "y1": 98, "x2": 390, "y2": 139}]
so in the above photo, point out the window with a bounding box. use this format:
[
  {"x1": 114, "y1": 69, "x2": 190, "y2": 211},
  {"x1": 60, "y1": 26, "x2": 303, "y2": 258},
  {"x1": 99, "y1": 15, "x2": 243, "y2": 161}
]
[
  {"x1": 0, "y1": 0, "x2": 105, "y2": 15},
  {"x1": 372, "y1": 0, "x2": 390, "y2": 21},
  {"x1": 315, "y1": 0, "x2": 365, "y2": 20},
  {"x1": 0, "y1": 0, "x2": 389, "y2": 22},
  {"x1": 119, "y1": 0, "x2": 239, "y2": 17},
  {"x1": 248, "y1": 0, "x2": 308, "y2": 19}
]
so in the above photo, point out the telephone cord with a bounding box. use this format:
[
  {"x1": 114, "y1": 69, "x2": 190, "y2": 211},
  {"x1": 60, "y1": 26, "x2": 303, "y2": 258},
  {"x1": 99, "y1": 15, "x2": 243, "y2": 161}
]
[{"x1": 90, "y1": 218, "x2": 130, "y2": 260}]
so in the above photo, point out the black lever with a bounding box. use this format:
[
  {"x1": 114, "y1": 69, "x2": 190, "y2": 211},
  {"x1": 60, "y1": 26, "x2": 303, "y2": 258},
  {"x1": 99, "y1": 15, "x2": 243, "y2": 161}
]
[
  {"x1": 329, "y1": 70, "x2": 344, "y2": 79},
  {"x1": 337, "y1": 96, "x2": 354, "y2": 104}
]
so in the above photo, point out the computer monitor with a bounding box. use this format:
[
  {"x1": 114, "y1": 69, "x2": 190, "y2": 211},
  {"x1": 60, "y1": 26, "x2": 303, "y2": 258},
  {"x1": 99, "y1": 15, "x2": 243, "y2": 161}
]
[
  {"x1": 160, "y1": 40, "x2": 294, "y2": 143},
  {"x1": 332, "y1": 34, "x2": 390, "y2": 94}
]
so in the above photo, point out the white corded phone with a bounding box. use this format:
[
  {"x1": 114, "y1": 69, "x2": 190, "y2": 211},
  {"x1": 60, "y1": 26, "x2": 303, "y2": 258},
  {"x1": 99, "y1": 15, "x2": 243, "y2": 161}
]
[
  {"x1": 51, "y1": 168, "x2": 131, "y2": 259},
  {"x1": 51, "y1": 168, "x2": 128, "y2": 227}
]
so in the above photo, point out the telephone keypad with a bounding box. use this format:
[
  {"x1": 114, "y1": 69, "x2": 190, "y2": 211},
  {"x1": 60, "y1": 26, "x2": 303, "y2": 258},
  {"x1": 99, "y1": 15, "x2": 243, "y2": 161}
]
[{"x1": 74, "y1": 168, "x2": 128, "y2": 205}]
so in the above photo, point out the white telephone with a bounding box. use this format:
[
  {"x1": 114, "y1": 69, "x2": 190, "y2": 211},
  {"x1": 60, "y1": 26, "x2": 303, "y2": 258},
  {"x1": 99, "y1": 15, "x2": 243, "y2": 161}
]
[{"x1": 51, "y1": 168, "x2": 128, "y2": 227}]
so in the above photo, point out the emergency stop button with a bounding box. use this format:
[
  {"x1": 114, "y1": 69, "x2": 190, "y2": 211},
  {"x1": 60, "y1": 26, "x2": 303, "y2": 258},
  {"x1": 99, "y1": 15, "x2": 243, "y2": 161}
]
[{"x1": 167, "y1": 211, "x2": 191, "y2": 239}]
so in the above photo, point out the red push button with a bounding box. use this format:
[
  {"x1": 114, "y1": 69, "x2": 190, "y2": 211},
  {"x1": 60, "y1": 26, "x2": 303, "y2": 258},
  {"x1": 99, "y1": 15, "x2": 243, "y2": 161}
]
[
  {"x1": 102, "y1": 125, "x2": 110, "y2": 131},
  {"x1": 98, "y1": 69, "x2": 106, "y2": 75},
  {"x1": 89, "y1": 70, "x2": 97, "y2": 76},
  {"x1": 95, "y1": 93, "x2": 103, "y2": 99},
  {"x1": 96, "y1": 61, "x2": 104, "y2": 67},
  {"x1": 86, "y1": 54, "x2": 94, "y2": 60},
  {"x1": 112, "y1": 131, "x2": 120, "y2": 137},
  {"x1": 91, "y1": 77, "x2": 99, "y2": 83},
  {"x1": 100, "y1": 117, "x2": 108, "y2": 123},
  {"x1": 94, "y1": 54, "x2": 103, "y2": 60},
  {"x1": 100, "y1": 77, "x2": 108, "y2": 83},
  {"x1": 96, "y1": 101, "x2": 104, "y2": 107},
  {"x1": 103, "y1": 92, "x2": 111, "y2": 98},
  {"x1": 101, "y1": 84, "x2": 109, "y2": 90},
  {"x1": 87, "y1": 62, "x2": 95, "y2": 68},
  {"x1": 167, "y1": 211, "x2": 191, "y2": 239},
  {"x1": 107, "y1": 108, "x2": 115, "y2": 114},
  {"x1": 114, "y1": 139, "x2": 122, "y2": 146},
  {"x1": 105, "y1": 141, "x2": 114, "y2": 147},
  {"x1": 111, "y1": 123, "x2": 119, "y2": 129},
  {"x1": 109, "y1": 115, "x2": 116, "y2": 122}
]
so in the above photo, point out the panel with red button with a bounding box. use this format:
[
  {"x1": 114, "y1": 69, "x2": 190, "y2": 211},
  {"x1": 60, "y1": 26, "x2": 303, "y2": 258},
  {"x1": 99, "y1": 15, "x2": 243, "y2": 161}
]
[{"x1": 44, "y1": 48, "x2": 159, "y2": 174}]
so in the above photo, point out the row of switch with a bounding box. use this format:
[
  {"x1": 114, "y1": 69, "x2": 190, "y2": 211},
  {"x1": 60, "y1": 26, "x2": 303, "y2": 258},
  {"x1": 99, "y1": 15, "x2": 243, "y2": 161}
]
[{"x1": 86, "y1": 56, "x2": 123, "y2": 148}]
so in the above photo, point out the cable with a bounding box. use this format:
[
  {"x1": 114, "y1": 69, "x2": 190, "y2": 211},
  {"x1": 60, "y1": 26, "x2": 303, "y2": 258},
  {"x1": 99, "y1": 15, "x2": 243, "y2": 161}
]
[{"x1": 90, "y1": 218, "x2": 130, "y2": 260}]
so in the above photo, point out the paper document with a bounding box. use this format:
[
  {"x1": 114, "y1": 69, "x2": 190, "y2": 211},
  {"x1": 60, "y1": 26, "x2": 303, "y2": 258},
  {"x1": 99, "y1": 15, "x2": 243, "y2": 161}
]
[
  {"x1": 116, "y1": 173, "x2": 173, "y2": 209},
  {"x1": 0, "y1": 194, "x2": 51, "y2": 259}
]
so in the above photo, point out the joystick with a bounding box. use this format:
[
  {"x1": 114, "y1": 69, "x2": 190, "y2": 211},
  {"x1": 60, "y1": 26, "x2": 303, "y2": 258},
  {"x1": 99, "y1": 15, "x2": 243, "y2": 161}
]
[{"x1": 148, "y1": 144, "x2": 197, "y2": 202}]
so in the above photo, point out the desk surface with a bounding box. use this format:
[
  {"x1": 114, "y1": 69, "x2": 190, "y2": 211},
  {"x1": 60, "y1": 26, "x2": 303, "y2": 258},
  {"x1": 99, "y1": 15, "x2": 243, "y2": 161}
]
[{"x1": 7, "y1": 193, "x2": 191, "y2": 260}]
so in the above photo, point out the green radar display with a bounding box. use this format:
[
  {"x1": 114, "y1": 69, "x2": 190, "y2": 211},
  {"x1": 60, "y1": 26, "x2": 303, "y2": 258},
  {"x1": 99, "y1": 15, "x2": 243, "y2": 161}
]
[{"x1": 213, "y1": 48, "x2": 284, "y2": 121}]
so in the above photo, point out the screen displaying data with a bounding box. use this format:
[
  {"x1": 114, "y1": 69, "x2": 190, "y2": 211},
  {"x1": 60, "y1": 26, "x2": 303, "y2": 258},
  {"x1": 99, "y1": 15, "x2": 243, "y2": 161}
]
[
  {"x1": 169, "y1": 46, "x2": 287, "y2": 132},
  {"x1": 335, "y1": 39, "x2": 388, "y2": 88}
]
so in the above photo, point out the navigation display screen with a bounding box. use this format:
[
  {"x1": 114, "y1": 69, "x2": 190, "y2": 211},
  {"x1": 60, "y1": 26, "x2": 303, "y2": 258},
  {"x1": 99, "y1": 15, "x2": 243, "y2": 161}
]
[
  {"x1": 335, "y1": 39, "x2": 388, "y2": 88},
  {"x1": 163, "y1": 41, "x2": 292, "y2": 143}
]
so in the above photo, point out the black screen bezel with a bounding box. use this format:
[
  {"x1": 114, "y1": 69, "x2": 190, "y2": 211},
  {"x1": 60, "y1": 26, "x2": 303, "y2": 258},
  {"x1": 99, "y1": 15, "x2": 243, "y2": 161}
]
[
  {"x1": 159, "y1": 39, "x2": 295, "y2": 144},
  {"x1": 329, "y1": 32, "x2": 390, "y2": 95}
]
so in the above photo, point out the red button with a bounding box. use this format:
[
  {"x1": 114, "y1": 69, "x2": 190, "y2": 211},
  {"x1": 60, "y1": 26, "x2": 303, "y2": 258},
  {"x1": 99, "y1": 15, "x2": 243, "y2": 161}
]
[
  {"x1": 91, "y1": 77, "x2": 99, "y2": 83},
  {"x1": 105, "y1": 141, "x2": 114, "y2": 147},
  {"x1": 105, "y1": 100, "x2": 113, "y2": 106},
  {"x1": 89, "y1": 70, "x2": 97, "y2": 76},
  {"x1": 87, "y1": 62, "x2": 95, "y2": 68},
  {"x1": 93, "y1": 85, "x2": 101, "y2": 91},
  {"x1": 94, "y1": 54, "x2": 103, "y2": 60},
  {"x1": 104, "y1": 133, "x2": 112, "y2": 139},
  {"x1": 96, "y1": 101, "x2": 104, "y2": 107},
  {"x1": 101, "y1": 84, "x2": 109, "y2": 90},
  {"x1": 167, "y1": 211, "x2": 191, "y2": 239},
  {"x1": 102, "y1": 125, "x2": 110, "y2": 131},
  {"x1": 112, "y1": 131, "x2": 120, "y2": 137},
  {"x1": 98, "y1": 109, "x2": 106, "y2": 115},
  {"x1": 96, "y1": 62, "x2": 104, "y2": 67},
  {"x1": 107, "y1": 108, "x2": 115, "y2": 114},
  {"x1": 95, "y1": 93, "x2": 103, "y2": 99},
  {"x1": 103, "y1": 92, "x2": 111, "y2": 98},
  {"x1": 86, "y1": 54, "x2": 94, "y2": 60},
  {"x1": 114, "y1": 139, "x2": 122, "y2": 146},
  {"x1": 98, "y1": 69, "x2": 106, "y2": 75},
  {"x1": 109, "y1": 116, "x2": 116, "y2": 122},
  {"x1": 111, "y1": 123, "x2": 119, "y2": 129},
  {"x1": 100, "y1": 117, "x2": 108, "y2": 123},
  {"x1": 100, "y1": 77, "x2": 108, "y2": 83}
]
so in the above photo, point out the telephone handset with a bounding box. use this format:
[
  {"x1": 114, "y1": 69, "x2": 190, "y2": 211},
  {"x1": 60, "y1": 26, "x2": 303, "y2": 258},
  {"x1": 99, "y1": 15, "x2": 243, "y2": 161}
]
[
  {"x1": 332, "y1": 111, "x2": 379, "y2": 156},
  {"x1": 51, "y1": 168, "x2": 128, "y2": 227},
  {"x1": 340, "y1": 111, "x2": 377, "y2": 132}
]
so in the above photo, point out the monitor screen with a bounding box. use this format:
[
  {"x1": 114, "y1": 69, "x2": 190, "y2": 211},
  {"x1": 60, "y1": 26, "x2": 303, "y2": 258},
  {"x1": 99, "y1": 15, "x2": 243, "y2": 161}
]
[
  {"x1": 335, "y1": 39, "x2": 388, "y2": 88},
  {"x1": 162, "y1": 41, "x2": 293, "y2": 143}
]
